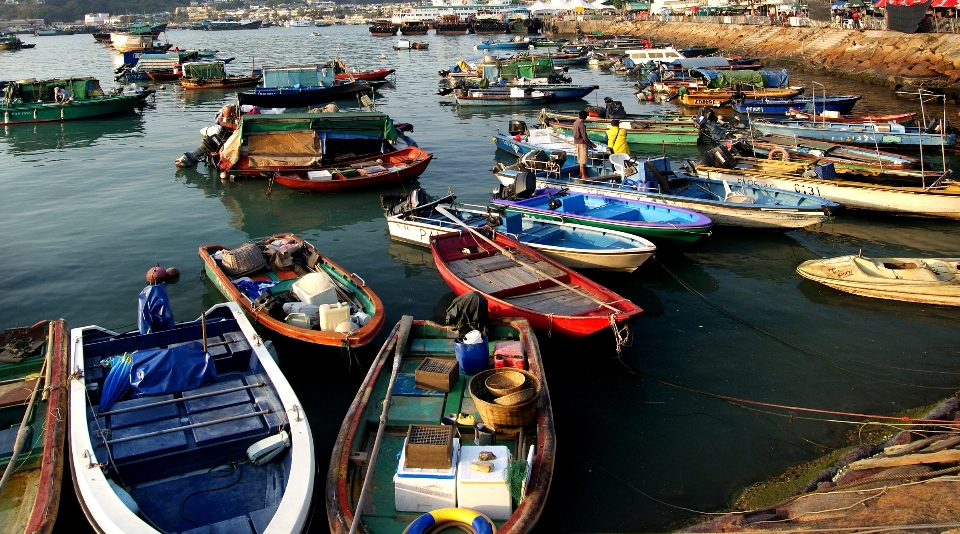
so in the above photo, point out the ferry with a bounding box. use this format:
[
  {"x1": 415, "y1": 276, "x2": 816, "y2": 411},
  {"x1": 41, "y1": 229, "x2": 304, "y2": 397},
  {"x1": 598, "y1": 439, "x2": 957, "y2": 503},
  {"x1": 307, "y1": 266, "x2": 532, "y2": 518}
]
[{"x1": 391, "y1": 0, "x2": 524, "y2": 24}]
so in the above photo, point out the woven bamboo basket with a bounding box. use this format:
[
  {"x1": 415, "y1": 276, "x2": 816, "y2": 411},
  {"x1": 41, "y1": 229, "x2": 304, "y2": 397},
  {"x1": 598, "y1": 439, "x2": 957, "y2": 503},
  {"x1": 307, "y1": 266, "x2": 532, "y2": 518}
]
[
  {"x1": 484, "y1": 369, "x2": 526, "y2": 398},
  {"x1": 469, "y1": 368, "x2": 539, "y2": 429},
  {"x1": 221, "y1": 243, "x2": 267, "y2": 276}
]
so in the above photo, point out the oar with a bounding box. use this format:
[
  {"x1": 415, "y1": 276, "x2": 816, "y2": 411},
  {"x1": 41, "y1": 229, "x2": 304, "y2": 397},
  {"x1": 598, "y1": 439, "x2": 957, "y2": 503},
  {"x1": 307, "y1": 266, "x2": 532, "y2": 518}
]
[
  {"x1": 348, "y1": 315, "x2": 414, "y2": 534},
  {"x1": 434, "y1": 206, "x2": 621, "y2": 314}
]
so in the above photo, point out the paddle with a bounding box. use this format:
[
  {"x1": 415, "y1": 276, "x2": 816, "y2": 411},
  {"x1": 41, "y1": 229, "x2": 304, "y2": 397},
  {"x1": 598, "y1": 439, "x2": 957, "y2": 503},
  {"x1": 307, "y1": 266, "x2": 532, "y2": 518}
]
[
  {"x1": 434, "y1": 206, "x2": 622, "y2": 314},
  {"x1": 348, "y1": 315, "x2": 413, "y2": 534}
]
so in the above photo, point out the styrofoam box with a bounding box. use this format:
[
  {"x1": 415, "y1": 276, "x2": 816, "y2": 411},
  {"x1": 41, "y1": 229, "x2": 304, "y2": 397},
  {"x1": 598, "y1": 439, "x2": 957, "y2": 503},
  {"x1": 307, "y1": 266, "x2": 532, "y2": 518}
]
[
  {"x1": 509, "y1": 87, "x2": 525, "y2": 98},
  {"x1": 527, "y1": 129, "x2": 552, "y2": 144},
  {"x1": 395, "y1": 439, "x2": 460, "y2": 513},
  {"x1": 307, "y1": 170, "x2": 332, "y2": 181},
  {"x1": 291, "y1": 272, "x2": 338, "y2": 306},
  {"x1": 457, "y1": 445, "x2": 512, "y2": 520}
]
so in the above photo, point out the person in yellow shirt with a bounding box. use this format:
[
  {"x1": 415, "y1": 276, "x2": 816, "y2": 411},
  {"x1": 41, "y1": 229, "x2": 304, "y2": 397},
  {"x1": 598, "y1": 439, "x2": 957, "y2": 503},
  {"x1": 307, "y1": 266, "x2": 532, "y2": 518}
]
[{"x1": 606, "y1": 119, "x2": 630, "y2": 155}]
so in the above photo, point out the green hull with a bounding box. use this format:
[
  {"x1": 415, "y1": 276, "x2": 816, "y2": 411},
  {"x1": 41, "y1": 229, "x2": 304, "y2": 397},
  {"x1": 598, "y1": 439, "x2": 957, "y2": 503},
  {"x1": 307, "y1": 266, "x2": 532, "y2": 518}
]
[
  {"x1": 548, "y1": 122, "x2": 701, "y2": 146},
  {"x1": 500, "y1": 206, "x2": 709, "y2": 245},
  {"x1": 1, "y1": 94, "x2": 145, "y2": 124}
]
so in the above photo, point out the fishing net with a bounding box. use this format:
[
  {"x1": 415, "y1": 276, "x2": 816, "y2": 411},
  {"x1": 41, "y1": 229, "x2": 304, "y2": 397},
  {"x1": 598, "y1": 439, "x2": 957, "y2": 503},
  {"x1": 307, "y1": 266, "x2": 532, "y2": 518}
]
[{"x1": 504, "y1": 458, "x2": 529, "y2": 502}]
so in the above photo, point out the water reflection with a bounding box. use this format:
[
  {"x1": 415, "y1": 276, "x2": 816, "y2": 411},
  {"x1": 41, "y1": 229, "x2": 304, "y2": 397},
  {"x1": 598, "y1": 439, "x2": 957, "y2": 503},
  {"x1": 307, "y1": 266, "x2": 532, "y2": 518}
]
[
  {"x1": 387, "y1": 240, "x2": 442, "y2": 277},
  {"x1": 0, "y1": 115, "x2": 146, "y2": 154}
]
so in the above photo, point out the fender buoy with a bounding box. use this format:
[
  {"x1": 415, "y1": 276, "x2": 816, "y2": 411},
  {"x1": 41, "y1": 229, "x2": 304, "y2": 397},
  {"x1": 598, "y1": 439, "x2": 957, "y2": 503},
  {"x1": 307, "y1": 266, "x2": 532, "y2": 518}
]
[
  {"x1": 195, "y1": 78, "x2": 206, "y2": 86},
  {"x1": 403, "y1": 508, "x2": 496, "y2": 534},
  {"x1": 768, "y1": 147, "x2": 790, "y2": 161}
]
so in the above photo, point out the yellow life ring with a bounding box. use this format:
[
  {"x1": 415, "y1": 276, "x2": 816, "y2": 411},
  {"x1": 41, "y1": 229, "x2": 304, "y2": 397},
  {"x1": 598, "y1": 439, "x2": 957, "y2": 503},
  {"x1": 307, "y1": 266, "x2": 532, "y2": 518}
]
[
  {"x1": 767, "y1": 147, "x2": 790, "y2": 161},
  {"x1": 403, "y1": 508, "x2": 496, "y2": 534}
]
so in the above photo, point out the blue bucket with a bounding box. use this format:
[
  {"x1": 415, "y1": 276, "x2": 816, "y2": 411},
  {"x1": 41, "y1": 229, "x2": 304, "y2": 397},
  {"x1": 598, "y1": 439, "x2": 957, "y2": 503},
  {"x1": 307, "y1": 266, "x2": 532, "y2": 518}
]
[{"x1": 454, "y1": 335, "x2": 489, "y2": 375}]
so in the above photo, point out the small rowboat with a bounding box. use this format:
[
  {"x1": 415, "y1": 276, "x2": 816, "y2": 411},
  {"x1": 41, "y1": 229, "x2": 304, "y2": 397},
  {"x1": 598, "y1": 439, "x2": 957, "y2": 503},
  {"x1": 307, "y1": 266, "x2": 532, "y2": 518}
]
[
  {"x1": 797, "y1": 255, "x2": 960, "y2": 306},
  {"x1": 787, "y1": 108, "x2": 916, "y2": 126},
  {"x1": 143, "y1": 69, "x2": 182, "y2": 81},
  {"x1": 335, "y1": 67, "x2": 395, "y2": 81},
  {"x1": 69, "y1": 303, "x2": 314, "y2": 533},
  {"x1": 431, "y1": 229, "x2": 643, "y2": 337},
  {"x1": 326, "y1": 316, "x2": 555, "y2": 534},
  {"x1": 0, "y1": 319, "x2": 67, "y2": 534},
  {"x1": 493, "y1": 129, "x2": 608, "y2": 161},
  {"x1": 382, "y1": 190, "x2": 657, "y2": 272},
  {"x1": 491, "y1": 188, "x2": 713, "y2": 246},
  {"x1": 180, "y1": 73, "x2": 262, "y2": 90},
  {"x1": 456, "y1": 91, "x2": 554, "y2": 107},
  {"x1": 751, "y1": 120, "x2": 957, "y2": 148},
  {"x1": 199, "y1": 233, "x2": 384, "y2": 348},
  {"x1": 541, "y1": 114, "x2": 700, "y2": 146},
  {"x1": 732, "y1": 95, "x2": 862, "y2": 115},
  {"x1": 679, "y1": 88, "x2": 801, "y2": 108},
  {"x1": 270, "y1": 147, "x2": 433, "y2": 193}
]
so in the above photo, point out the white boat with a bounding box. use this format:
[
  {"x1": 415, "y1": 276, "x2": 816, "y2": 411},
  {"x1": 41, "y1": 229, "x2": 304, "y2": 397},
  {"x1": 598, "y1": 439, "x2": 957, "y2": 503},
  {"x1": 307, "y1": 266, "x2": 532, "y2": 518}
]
[
  {"x1": 797, "y1": 255, "x2": 960, "y2": 306},
  {"x1": 69, "y1": 302, "x2": 314, "y2": 534},
  {"x1": 287, "y1": 18, "x2": 313, "y2": 27},
  {"x1": 383, "y1": 190, "x2": 657, "y2": 272}
]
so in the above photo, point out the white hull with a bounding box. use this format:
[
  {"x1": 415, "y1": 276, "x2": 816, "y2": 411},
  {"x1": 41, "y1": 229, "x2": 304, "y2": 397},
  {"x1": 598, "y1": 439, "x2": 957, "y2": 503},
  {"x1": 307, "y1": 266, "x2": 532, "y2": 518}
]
[
  {"x1": 695, "y1": 168, "x2": 960, "y2": 219},
  {"x1": 797, "y1": 255, "x2": 960, "y2": 306},
  {"x1": 386, "y1": 215, "x2": 654, "y2": 272}
]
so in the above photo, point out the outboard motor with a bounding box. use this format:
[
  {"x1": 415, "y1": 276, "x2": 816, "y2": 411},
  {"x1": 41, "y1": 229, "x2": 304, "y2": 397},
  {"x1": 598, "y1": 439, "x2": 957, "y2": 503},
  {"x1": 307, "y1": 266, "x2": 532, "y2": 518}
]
[
  {"x1": 519, "y1": 149, "x2": 550, "y2": 171},
  {"x1": 549, "y1": 151, "x2": 567, "y2": 167},
  {"x1": 175, "y1": 133, "x2": 223, "y2": 168},
  {"x1": 702, "y1": 145, "x2": 737, "y2": 169},
  {"x1": 508, "y1": 120, "x2": 527, "y2": 137},
  {"x1": 383, "y1": 188, "x2": 429, "y2": 216},
  {"x1": 925, "y1": 118, "x2": 943, "y2": 134},
  {"x1": 494, "y1": 169, "x2": 536, "y2": 201}
]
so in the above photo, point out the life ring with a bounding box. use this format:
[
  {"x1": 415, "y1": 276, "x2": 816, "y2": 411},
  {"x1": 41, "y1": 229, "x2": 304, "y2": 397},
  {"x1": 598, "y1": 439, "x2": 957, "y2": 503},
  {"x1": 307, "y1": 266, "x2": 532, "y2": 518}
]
[
  {"x1": 402, "y1": 508, "x2": 496, "y2": 534},
  {"x1": 767, "y1": 147, "x2": 790, "y2": 161},
  {"x1": 461, "y1": 0, "x2": 468, "y2": 4},
  {"x1": 195, "y1": 78, "x2": 206, "y2": 86}
]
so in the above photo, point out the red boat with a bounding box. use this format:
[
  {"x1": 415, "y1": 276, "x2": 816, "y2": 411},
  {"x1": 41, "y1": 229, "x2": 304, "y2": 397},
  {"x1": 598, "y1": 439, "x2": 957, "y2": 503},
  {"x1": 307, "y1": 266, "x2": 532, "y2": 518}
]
[
  {"x1": 787, "y1": 108, "x2": 917, "y2": 126},
  {"x1": 430, "y1": 230, "x2": 642, "y2": 338},
  {"x1": 270, "y1": 146, "x2": 433, "y2": 192},
  {"x1": 145, "y1": 68, "x2": 181, "y2": 81},
  {"x1": 334, "y1": 68, "x2": 395, "y2": 82}
]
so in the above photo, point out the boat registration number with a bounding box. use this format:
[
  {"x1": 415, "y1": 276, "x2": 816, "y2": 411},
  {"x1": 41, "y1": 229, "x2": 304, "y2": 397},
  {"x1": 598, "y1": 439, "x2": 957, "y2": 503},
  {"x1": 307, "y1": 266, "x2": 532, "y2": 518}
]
[{"x1": 740, "y1": 107, "x2": 766, "y2": 113}]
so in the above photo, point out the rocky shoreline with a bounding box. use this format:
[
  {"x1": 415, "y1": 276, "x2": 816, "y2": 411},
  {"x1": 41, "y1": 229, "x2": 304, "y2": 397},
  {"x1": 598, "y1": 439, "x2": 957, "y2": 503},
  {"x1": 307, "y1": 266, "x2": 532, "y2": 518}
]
[{"x1": 549, "y1": 21, "x2": 960, "y2": 99}]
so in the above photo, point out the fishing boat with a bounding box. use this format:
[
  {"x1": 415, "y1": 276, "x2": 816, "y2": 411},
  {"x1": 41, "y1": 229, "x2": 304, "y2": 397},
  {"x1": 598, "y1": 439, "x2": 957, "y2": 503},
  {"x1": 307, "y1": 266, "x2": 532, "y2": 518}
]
[
  {"x1": 476, "y1": 38, "x2": 535, "y2": 50},
  {"x1": 200, "y1": 233, "x2": 384, "y2": 348},
  {"x1": 382, "y1": 189, "x2": 657, "y2": 272},
  {"x1": 493, "y1": 128, "x2": 608, "y2": 161},
  {"x1": 333, "y1": 59, "x2": 395, "y2": 82},
  {"x1": 786, "y1": 108, "x2": 917, "y2": 126},
  {"x1": 269, "y1": 146, "x2": 434, "y2": 193},
  {"x1": 547, "y1": 50, "x2": 591, "y2": 67},
  {"x1": 491, "y1": 187, "x2": 713, "y2": 245},
  {"x1": 326, "y1": 315, "x2": 555, "y2": 533},
  {"x1": 0, "y1": 32, "x2": 23, "y2": 50},
  {"x1": 497, "y1": 155, "x2": 840, "y2": 229},
  {"x1": 399, "y1": 20, "x2": 430, "y2": 35},
  {"x1": 450, "y1": 84, "x2": 596, "y2": 101},
  {"x1": 797, "y1": 255, "x2": 960, "y2": 306},
  {"x1": 732, "y1": 95, "x2": 862, "y2": 115},
  {"x1": 1, "y1": 77, "x2": 152, "y2": 125},
  {"x1": 434, "y1": 14, "x2": 470, "y2": 34},
  {"x1": 456, "y1": 89, "x2": 554, "y2": 107},
  {"x1": 751, "y1": 119, "x2": 956, "y2": 148},
  {"x1": 109, "y1": 33, "x2": 166, "y2": 53},
  {"x1": 206, "y1": 19, "x2": 263, "y2": 30},
  {"x1": 431, "y1": 230, "x2": 643, "y2": 337},
  {"x1": 236, "y1": 64, "x2": 373, "y2": 108},
  {"x1": 540, "y1": 112, "x2": 700, "y2": 146},
  {"x1": 68, "y1": 302, "x2": 314, "y2": 533},
  {"x1": 678, "y1": 46, "x2": 720, "y2": 57},
  {"x1": 180, "y1": 61, "x2": 262, "y2": 90},
  {"x1": 470, "y1": 15, "x2": 509, "y2": 34},
  {"x1": 0, "y1": 319, "x2": 67, "y2": 534},
  {"x1": 369, "y1": 19, "x2": 399, "y2": 36},
  {"x1": 679, "y1": 88, "x2": 801, "y2": 108}
]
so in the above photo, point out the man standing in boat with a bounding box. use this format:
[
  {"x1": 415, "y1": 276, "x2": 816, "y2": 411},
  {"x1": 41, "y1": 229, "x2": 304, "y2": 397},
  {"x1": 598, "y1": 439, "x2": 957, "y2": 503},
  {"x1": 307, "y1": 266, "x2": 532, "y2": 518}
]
[
  {"x1": 573, "y1": 110, "x2": 595, "y2": 180},
  {"x1": 606, "y1": 119, "x2": 630, "y2": 156}
]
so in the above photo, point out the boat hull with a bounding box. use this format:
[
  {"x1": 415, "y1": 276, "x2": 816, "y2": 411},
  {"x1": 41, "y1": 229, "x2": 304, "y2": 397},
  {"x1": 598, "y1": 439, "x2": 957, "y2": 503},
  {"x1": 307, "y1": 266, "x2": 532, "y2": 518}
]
[
  {"x1": 797, "y1": 255, "x2": 960, "y2": 306},
  {"x1": 457, "y1": 95, "x2": 550, "y2": 106},
  {"x1": 272, "y1": 147, "x2": 433, "y2": 192},
  {"x1": 545, "y1": 118, "x2": 700, "y2": 146},
  {"x1": 181, "y1": 74, "x2": 262, "y2": 90},
  {"x1": 237, "y1": 83, "x2": 372, "y2": 108},
  {"x1": 752, "y1": 121, "x2": 957, "y2": 147},
  {"x1": 733, "y1": 95, "x2": 862, "y2": 115},
  {"x1": 1, "y1": 93, "x2": 150, "y2": 125}
]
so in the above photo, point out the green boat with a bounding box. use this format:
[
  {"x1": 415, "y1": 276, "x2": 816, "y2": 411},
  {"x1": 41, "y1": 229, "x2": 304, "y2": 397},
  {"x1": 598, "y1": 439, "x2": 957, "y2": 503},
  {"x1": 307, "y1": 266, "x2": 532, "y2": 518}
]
[
  {"x1": 541, "y1": 109, "x2": 701, "y2": 146},
  {"x1": 0, "y1": 320, "x2": 68, "y2": 534},
  {"x1": 1, "y1": 77, "x2": 153, "y2": 125},
  {"x1": 326, "y1": 316, "x2": 555, "y2": 534}
]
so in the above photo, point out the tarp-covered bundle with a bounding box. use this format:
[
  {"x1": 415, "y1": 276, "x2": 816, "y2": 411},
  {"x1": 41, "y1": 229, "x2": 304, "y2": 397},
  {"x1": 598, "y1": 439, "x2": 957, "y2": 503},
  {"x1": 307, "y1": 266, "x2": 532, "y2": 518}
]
[
  {"x1": 693, "y1": 68, "x2": 789, "y2": 89},
  {"x1": 498, "y1": 56, "x2": 556, "y2": 80},
  {"x1": 262, "y1": 64, "x2": 336, "y2": 88},
  {"x1": 181, "y1": 61, "x2": 227, "y2": 79},
  {"x1": 446, "y1": 291, "x2": 489, "y2": 334},
  {"x1": 4, "y1": 77, "x2": 104, "y2": 103},
  {"x1": 130, "y1": 342, "x2": 218, "y2": 398},
  {"x1": 138, "y1": 284, "x2": 175, "y2": 335}
]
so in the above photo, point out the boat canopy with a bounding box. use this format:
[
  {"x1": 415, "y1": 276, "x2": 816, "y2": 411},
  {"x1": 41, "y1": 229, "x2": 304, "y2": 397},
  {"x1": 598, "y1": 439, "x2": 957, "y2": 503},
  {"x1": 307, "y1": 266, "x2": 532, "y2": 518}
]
[
  {"x1": 181, "y1": 61, "x2": 227, "y2": 78},
  {"x1": 262, "y1": 64, "x2": 336, "y2": 88},
  {"x1": 693, "y1": 68, "x2": 790, "y2": 88},
  {"x1": 497, "y1": 56, "x2": 556, "y2": 80},
  {"x1": 3, "y1": 77, "x2": 104, "y2": 103}
]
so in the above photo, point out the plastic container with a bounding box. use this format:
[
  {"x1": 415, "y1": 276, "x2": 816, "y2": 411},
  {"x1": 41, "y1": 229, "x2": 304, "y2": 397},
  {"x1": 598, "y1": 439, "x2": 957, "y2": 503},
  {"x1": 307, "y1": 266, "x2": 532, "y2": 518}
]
[
  {"x1": 454, "y1": 334, "x2": 489, "y2": 375},
  {"x1": 282, "y1": 303, "x2": 319, "y2": 322},
  {"x1": 457, "y1": 445, "x2": 512, "y2": 520},
  {"x1": 292, "y1": 272, "x2": 338, "y2": 306},
  {"x1": 318, "y1": 302, "x2": 351, "y2": 331},
  {"x1": 284, "y1": 313, "x2": 312, "y2": 329},
  {"x1": 394, "y1": 438, "x2": 460, "y2": 512},
  {"x1": 493, "y1": 341, "x2": 527, "y2": 370},
  {"x1": 307, "y1": 170, "x2": 332, "y2": 181}
]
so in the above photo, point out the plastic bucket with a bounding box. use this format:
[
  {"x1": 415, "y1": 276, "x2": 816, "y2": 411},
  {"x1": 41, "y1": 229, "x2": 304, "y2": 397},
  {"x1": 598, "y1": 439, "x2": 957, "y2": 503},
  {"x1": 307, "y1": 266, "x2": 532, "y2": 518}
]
[{"x1": 454, "y1": 334, "x2": 489, "y2": 375}]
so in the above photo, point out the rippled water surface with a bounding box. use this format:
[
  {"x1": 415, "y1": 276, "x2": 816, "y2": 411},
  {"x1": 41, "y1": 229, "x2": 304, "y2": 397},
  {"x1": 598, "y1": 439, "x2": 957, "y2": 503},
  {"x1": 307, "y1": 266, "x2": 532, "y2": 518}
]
[{"x1": 3, "y1": 26, "x2": 960, "y2": 533}]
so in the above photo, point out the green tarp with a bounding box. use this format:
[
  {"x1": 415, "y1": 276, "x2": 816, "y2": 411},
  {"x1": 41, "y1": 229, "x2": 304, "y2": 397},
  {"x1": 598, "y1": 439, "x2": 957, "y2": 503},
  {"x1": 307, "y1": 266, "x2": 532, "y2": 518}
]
[
  {"x1": 703, "y1": 70, "x2": 765, "y2": 88},
  {"x1": 181, "y1": 61, "x2": 226, "y2": 79},
  {"x1": 238, "y1": 112, "x2": 399, "y2": 142},
  {"x1": 4, "y1": 77, "x2": 102, "y2": 103},
  {"x1": 498, "y1": 57, "x2": 555, "y2": 80}
]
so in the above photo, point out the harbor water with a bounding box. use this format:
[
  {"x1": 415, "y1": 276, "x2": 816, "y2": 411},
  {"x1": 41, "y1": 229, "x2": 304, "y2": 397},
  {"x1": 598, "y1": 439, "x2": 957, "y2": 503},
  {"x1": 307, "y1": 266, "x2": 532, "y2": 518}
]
[{"x1": 3, "y1": 26, "x2": 960, "y2": 533}]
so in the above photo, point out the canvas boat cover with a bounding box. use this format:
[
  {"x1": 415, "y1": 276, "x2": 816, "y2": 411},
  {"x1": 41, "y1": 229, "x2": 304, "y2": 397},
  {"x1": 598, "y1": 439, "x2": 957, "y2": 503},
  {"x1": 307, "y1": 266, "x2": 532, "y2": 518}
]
[
  {"x1": 181, "y1": 61, "x2": 227, "y2": 79},
  {"x1": 262, "y1": 64, "x2": 335, "y2": 88},
  {"x1": 693, "y1": 68, "x2": 790, "y2": 88}
]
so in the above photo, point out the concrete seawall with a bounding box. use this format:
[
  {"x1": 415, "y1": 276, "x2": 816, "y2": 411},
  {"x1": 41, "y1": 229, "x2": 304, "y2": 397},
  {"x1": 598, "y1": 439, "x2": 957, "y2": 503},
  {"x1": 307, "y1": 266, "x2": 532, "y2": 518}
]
[{"x1": 549, "y1": 20, "x2": 960, "y2": 98}]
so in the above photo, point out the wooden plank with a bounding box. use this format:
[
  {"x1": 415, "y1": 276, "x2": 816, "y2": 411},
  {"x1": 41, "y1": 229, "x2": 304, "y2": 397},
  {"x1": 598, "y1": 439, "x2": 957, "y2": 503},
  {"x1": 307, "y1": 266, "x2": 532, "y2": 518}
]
[
  {"x1": 462, "y1": 275, "x2": 501, "y2": 294},
  {"x1": 447, "y1": 259, "x2": 479, "y2": 280},
  {"x1": 471, "y1": 254, "x2": 518, "y2": 273},
  {"x1": 507, "y1": 288, "x2": 600, "y2": 315},
  {"x1": 921, "y1": 435, "x2": 960, "y2": 454},
  {"x1": 884, "y1": 435, "x2": 953, "y2": 457},
  {"x1": 848, "y1": 449, "x2": 960, "y2": 470}
]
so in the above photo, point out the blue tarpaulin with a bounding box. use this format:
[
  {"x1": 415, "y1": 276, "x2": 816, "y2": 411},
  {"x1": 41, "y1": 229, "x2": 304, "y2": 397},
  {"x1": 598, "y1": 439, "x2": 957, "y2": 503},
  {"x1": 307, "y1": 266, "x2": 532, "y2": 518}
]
[
  {"x1": 129, "y1": 342, "x2": 217, "y2": 398},
  {"x1": 138, "y1": 284, "x2": 175, "y2": 335}
]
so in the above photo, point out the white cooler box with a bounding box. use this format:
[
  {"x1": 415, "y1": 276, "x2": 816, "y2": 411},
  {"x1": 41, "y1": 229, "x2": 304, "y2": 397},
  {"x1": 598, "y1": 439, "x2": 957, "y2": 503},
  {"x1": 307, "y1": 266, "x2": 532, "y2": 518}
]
[
  {"x1": 457, "y1": 445, "x2": 512, "y2": 520},
  {"x1": 394, "y1": 439, "x2": 460, "y2": 513}
]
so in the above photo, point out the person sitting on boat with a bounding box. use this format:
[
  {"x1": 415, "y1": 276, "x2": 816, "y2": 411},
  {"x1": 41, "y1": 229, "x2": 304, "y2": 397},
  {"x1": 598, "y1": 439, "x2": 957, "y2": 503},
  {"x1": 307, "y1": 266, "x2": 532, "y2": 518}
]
[
  {"x1": 215, "y1": 104, "x2": 238, "y2": 133},
  {"x1": 604, "y1": 97, "x2": 627, "y2": 119},
  {"x1": 573, "y1": 110, "x2": 596, "y2": 180},
  {"x1": 54, "y1": 86, "x2": 71, "y2": 104},
  {"x1": 606, "y1": 119, "x2": 630, "y2": 156}
]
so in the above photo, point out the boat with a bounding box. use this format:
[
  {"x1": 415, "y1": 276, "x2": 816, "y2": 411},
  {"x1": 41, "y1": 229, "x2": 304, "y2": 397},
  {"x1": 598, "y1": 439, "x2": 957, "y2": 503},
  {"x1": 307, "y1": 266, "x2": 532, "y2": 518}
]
[
  {"x1": 492, "y1": 187, "x2": 713, "y2": 245},
  {"x1": 127, "y1": 22, "x2": 167, "y2": 35},
  {"x1": 451, "y1": 83, "x2": 595, "y2": 102},
  {"x1": 0, "y1": 319, "x2": 68, "y2": 534},
  {"x1": 33, "y1": 28, "x2": 72, "y2": 36},
  {"x1": 236, "y1": 64, "x2": 373, "y2": 108},
  {"x1": 333, "y1": 59, "x2": 395, "y2": 82},
  {"x1": 0, "y1": 32, "x2": 23, "y2": 50},
  {"x1": 369, "y1": 19, "x2": 399, "y2": 36},
  {"x1": 678, "y1": 46, "x2": 720, "y2": 57},
  {"x1": 288, "y1": 18, "x2": 313, "y2": 27},
  {"x1": 456, "y1": 89, "x2": 554, "y2": 107},
  {"x1": 432, "y1": 229, "x2": 643, "y2": 337},
  {"x1": 206, "y1": 19, "x2": 263, "y2": 30},
  {"x1": 109, "y1": 33, "x2": 167, "y2": 53},
  {"x1": 679, "y1": 88, "x2": 802, "y2": 108},
  {"x1": 786, "y1": 108, "x2": 917, "y2": 125},
  {"x1": 434, "y1": 14, "x2": 470, "y2": 34},
  {"x1": 732, "y1": 95, "x2": 862, "y2": 115},
  {"x1": 393, "y1": 39, "x2": 430, "y2": 50},
  {"x1": 547, "y1": 50, "x2": 591, "y2": 67},
  {"x1": 326, "y1": 315, "x2": 556, "y2": 533},
  {"x1": 470, "y1": 14, "x2": 509, "y2": 34},
  {"x1": 476, "y1": 38, "x2": 534, "y2": 50},
  {"x1": 1, "y1": 77, "x2": 153, "y2": 125},
  {"x1": 496, "y1": 154, "x2": 840, "y2": 229},
  {"x1": 269, "y1": 146, "x2": 434, "y2": 193},
  {"x1": 493, "y1": 128, "x2": 608, "y2": 160},
  {"x1": 179, "y1": 60, "x2": 262, "y2": 90},
  {"x1": 751, "y1": 119, "x2": 957, "y2": 148},
  {"x1": 540, "y1": 112, "x2": 700, "y2": 146},
  {"x1": 92, "y1": 32, "x2": 111, "y2": 43},
  {"x1": 796, "y1": 255, "x2": 960, "y2": 306},
  {"x1": 199, "y1": 233, "x2": 384, "y2": 347},
  {"x1": 311, "y1": 31, "x2": 322, "y2": 36},
  {"x1": 383, "y1": 189, "x2": 657, "y2": 272},
  {"x1": 68, "y1": 302, "x2": 314, "y2": 533},
  {"x1": 399, "y1": 20, "x2": 429, "y2": 35}
]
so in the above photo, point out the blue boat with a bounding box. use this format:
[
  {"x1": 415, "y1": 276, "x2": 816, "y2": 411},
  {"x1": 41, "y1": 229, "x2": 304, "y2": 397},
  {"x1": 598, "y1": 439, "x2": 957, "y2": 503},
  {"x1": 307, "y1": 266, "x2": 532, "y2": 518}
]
[
  {"x1": 68, "y1": 301, "x2": 314, "y2": 534},
  {"x1": 493, "y1": 129, "x2": 608, "y2": 160},
  {"x1": 752, "y1": 119, "x2": 957, "y2": 148},
  {"x1": 469, "y1": 83, "x2": 597, "y2": 101},
  {"x1": 476, "y1": 38, "x2": 536, "y2": 50},
  {"x1": 733, "y1": 94, "x2": 862, "y2": 115},
  {"x1": 237, "y1": 64, "x2": 372, "y2": 108}
]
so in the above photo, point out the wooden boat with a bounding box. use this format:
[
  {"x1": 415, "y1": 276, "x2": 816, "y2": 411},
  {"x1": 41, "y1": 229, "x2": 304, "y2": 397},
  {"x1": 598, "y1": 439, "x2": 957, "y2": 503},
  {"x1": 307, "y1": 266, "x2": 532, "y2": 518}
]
[
  {"x1": 270, "y1": 147, "x2": 433, "y2": 193},
  {"x1": 470, "y1": 15, "x2": 509, "y2": 34},
  {"x1": 326, "y1": 316, "x2": 556, "y2": 533},
  {"x1": 797, "y1": 255, "x2": 960, "y2": 306},
  {"x1": 110, "y1": 33, "x2": 164, "y2": 53},
  {"x1": 144, "y1": 68, "x2": 181, "y2": 81},
  {"x1": 497, "y1": 156, "x2": 841, "y2": 229},
  {"x1": 334, "y1": 59, "x2": 395, "y2": 82},
  {"x1": 206, "y1": 19, "x2": 263, "y2": 30},
  {"x1": 369, "y1": 20, "x2": 398, "y2": 36},
  {"x1": 199, "y1": 233, "x2": 384, "y2": 347},
  {"x1": 678, "y1": 46, "x2": 720, "y2": 57},
  {"x1": 493, "y1": 129, "x2": 608, "y2": 161},
  {"x1": 456, "y1": 90, "x2": 554, "y2": 107},
  {"x1": 787, "y1": 108, "x2": 916, "y2": 126},
  {"x1": 547, "y1": 51, "x2": 591, "y2": 66},
  {"x1": 476, "y1": 38, "x2": 534, "y2": 50},
  {"x1": 751, "y1": 119, "x2": 956, "y2": 148},
  {"x1": 69, "y1": 303, "x2": 314, "y2": 533},
  {"x1": 732, "y1": 95, "x2": 862, "y2": 115},
  {"x1": 179, "y1": 60, "x2": 262, "y2": 90},
  {"x1": 738, "y1": 136, "x2": 923, "y2": 171},
  {"x1": 1, "y1": 77, "x2": 152, "y2": 125},
  {"x1": 383, "y1": 190, "x2": 656, "y2": 272},
  {"x1": 0, "y1": 319, "x2": 67, "y2": 534},
  {"x1": 399, "y1": 20, "x2": 429, "y2": 35},
  {"x1": 541, "y1": 113, "x2": 700, "y2": 146},
  {"x1": 434, "y1": 14, "x2": 470, "y2": 34},
  {"x1": 238, "y1": 81, "x2": 372, "y2": 108},
  {"x1": 492, "y1": 187, "x2": 713, "y2": 245},
  {"x1": 679, "y1": 88, "x2": 801, "y2": 108},
  {"x1": 431, "y1": 231, "x2": 643, "y2": 337},
  {"x1": 455, "y1": 84, "x2": 596, "y2": 101}
]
